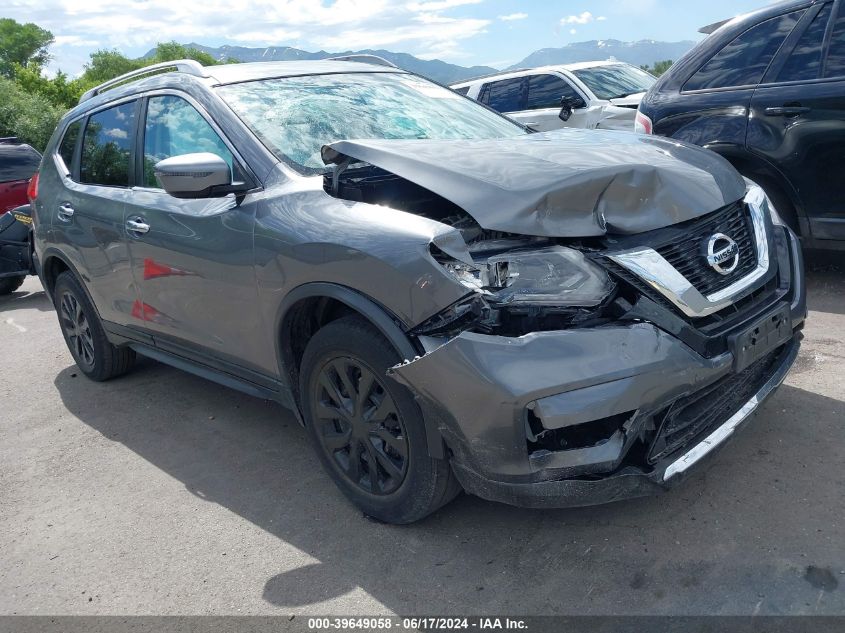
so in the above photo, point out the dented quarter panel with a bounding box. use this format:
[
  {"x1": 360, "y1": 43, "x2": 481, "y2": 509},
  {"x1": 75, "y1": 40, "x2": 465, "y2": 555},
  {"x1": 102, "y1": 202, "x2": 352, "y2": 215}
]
[
  {"x1": 389, "y1": 323, "x2": 732, "y2": 481},
  {"x1": 325, "y1": 128, "x2": 746, "y2": 238}
]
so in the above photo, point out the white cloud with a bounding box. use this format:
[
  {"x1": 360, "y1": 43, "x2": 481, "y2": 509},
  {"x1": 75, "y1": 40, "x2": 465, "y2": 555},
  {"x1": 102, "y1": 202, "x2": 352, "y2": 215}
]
[
  {"x1": 562, "y1": 11, "x2": 596, "y2": 25},
  {"x1": 569, "y1": 28, "x2": 577, "y2": 35},
  {"x1": 318, "y1": 14, "x2": 490, "y2": 51},
  {"x1": 597, "y1": 16, "x2": 607, "y2": 21},
  {"x1": 3, "y1": 0, "x2": 491, "y2": 72},
  {"x1": 405, "y1": 0, "x2": 481, "y2": 11},
  {"x1": 498, "y1": 12, "x2": 527, "y2": 21}
]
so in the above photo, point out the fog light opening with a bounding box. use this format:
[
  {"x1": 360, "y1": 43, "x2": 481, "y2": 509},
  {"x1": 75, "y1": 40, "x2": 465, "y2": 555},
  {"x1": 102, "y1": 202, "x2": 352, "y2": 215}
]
[{"x1": 526, "y1": 410, "x2": 634, "y2": 454}]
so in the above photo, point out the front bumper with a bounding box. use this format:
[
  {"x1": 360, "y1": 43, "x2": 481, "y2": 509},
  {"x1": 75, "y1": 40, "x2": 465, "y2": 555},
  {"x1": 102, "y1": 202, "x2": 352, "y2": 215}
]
[{"x1": 390, "y1": 226, "x2": 806, "y2": 508}]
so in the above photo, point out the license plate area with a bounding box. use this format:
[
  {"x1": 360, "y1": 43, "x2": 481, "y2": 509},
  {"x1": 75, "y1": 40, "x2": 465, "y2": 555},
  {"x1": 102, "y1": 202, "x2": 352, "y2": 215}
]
[{"x1": 728, "y1": 303, "x2": 792, "y2": 372}]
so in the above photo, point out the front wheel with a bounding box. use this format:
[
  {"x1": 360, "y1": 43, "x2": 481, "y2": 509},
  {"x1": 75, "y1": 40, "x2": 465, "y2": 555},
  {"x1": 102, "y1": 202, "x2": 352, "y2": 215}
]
[
  {"x1": 299, "y1": 315, "x2": 460, "y2": 524},
  {"x1": 54, "y1": 271, "x2": 136, "y2": 381}
]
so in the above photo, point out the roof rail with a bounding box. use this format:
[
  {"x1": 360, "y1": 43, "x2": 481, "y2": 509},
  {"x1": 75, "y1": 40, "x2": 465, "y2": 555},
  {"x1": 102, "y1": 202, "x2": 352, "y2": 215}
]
[
  {"x1": 0, "y1": 137, "x2": 21, "y2": 144},
  {"x1": 79, "y1": 59, "x2": 210, "y2": 104},
  {"x1": 326, "y1": 54, "x2": 398, "y2": 68}
]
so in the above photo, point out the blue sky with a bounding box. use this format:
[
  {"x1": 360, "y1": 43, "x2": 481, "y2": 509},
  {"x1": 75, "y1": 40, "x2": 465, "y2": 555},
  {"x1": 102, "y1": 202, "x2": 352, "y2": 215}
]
[{"x1": 2, "y1": 0, "x2": 784, "y2": 75}]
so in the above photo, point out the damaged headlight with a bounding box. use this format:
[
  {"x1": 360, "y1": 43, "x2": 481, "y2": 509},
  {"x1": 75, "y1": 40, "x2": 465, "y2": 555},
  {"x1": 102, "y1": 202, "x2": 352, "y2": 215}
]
[{"x1": 438, "y1": 245, "x2": 614, "y2": 307}]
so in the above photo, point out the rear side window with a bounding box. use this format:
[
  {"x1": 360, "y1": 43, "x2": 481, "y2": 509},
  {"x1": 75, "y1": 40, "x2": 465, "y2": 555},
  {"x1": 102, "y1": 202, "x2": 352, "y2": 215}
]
[
  {"x1": 526, "y1": 74, "x2": 580, "y2": 110},
  {"x1": 481, "y1": 77, "x2": 527, "y2": 112},
  {"x1": 825, "y1": 4, "x2": 845, "y2": 77},
  {"x1": 142, "y1": 95, "x2": 233, "y2": 188},
  {"x1": 0, "y1": 144, "x2": 41, "y2": 183},
  {"x1": 778, "y1": 4, "x2": 832, "y2": 82},
  {"x1": 453, "y1": 86, "x2": 470, "y2": 96},
  {"x1": 80, "y1": 101, "x2": 136, "y2": 187},
  {"x1": 58, "y1": 120, "x2": 81, "y2": 173},
  {"x1": 686, "y1": 10, "x2": 805, "y2": 90}
]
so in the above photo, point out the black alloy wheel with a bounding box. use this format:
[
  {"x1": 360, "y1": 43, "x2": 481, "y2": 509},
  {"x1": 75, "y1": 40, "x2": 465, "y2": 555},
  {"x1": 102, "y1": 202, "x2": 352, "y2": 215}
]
[
  {"x1": 53, "y1": 271, "x2": 135, "y2": 381},
  {"x1": 311, "y1": 356, "x2": 409, "y2": 495},
  {"x1": 299, "y1": 315, "x2": 461, "y2": 523},
  {"x1": 59, "y1": 290, "x2": 96, "y2": 369}
]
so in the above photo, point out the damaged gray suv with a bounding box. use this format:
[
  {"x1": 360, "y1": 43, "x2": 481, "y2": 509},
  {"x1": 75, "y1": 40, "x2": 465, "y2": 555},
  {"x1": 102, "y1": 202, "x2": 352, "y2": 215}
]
[{"x1": 30, "y1": 59, "x2": 806, "y2": 523}]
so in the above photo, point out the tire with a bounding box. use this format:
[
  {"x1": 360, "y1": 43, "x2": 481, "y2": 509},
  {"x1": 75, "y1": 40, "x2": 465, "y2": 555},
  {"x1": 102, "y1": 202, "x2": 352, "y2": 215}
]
[
  {"x1": 299, "y1": 315, "x2": 460, "y2": 524},
  {"x1": 0, "y1": 275, "x2": 25, "y2": 295},
  {"x1": 54, "y1": 271, "x2": 135, "y2": 381}
]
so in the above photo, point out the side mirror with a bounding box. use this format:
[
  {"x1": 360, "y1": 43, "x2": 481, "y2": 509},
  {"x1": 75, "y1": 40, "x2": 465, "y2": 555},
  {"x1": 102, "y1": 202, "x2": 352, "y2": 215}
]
[
  {"x1": 559, "y1": 95, "x2": 587, "y2": 122},
  {"x1": 154, "y1": 153, "x2": 232, "y2": 199}
]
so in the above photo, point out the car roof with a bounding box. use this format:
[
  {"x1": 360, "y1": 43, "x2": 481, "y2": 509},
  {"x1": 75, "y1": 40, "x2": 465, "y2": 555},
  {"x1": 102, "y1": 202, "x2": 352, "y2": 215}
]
[
  {"x1": 451, "y1": 60, "x2": 632, "y2": 87},
  {"x1": 64, "y1": 59, "x2": 408, "y2": 120},
  {"x1": 0, "y1": 142, "x2": 41, "y2": 182},
  {"x1": 651, "y1": 0, "x2": 819, "y2": 92},
  {"x1": 703, "y1": 0, "x2": 818, "y2": 36},
  {"x1": 0, "y1": 141, "x2": 40, "y2": 158},
  {"x1": 206, "y1": 60, "x2": 407, "y2": 85}
]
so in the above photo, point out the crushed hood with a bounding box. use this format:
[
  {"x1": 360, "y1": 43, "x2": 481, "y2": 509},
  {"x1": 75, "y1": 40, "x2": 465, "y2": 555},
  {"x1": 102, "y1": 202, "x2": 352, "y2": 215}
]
[{"x1": 323, "y1": 129, "x2": 746, "y2": 237}]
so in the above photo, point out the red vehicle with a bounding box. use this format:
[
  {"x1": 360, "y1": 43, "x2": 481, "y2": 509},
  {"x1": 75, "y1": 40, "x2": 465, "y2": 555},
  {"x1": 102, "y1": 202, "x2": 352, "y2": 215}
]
[
  {"x1": 0, "y1": 138, "x2": 40, "y2": 294},
  {"x1": 0, "y1": 138, "x2": 40, "y2": 214}
]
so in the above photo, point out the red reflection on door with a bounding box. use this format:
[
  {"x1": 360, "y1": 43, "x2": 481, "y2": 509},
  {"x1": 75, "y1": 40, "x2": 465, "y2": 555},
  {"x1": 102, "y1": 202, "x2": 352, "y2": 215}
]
[{"x1": 143, "y1": 258, "x2": 194, "y2": 280}]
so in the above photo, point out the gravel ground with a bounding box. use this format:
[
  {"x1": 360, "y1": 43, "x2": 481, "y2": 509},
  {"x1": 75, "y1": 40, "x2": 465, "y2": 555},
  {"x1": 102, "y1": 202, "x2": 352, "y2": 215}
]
[{"x1": 0, "y1": 253, "x2": 843, "y2": 616}]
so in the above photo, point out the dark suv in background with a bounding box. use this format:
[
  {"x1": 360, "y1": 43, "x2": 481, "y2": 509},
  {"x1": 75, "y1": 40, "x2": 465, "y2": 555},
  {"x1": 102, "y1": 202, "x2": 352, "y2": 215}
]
[{"x1": 637, "y1": 0, "x2": 845, "y2": 250}]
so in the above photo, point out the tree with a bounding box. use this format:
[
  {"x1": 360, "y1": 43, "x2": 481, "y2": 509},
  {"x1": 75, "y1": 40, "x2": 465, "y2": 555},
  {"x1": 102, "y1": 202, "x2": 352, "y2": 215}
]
[
  {"x1": 12, "y1": 63, "x2": 84, "y2": 108},
  {"x1": 81, "y1": 49, "x2": 144, "y2": 85},
  {"x1": 0, "y1": 77, "x2": 64, "y2": 151},
  {"x1": 150, "y1": 41, "x2": 220, "y2": 66},
  {"x1": 640, "y1": 60, "x2": 674, "y2": 77},
  {"x1": 0, "y1": 18, "x2": 53, "y2": 78},
  {"x1": 79, "y1": 42, "x2": 233, "y2": 89}
]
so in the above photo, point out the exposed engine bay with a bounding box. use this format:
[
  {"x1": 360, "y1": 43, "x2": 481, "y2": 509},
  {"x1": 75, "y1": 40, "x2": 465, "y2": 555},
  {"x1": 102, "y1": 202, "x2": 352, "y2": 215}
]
[{"x1": 324, "y1": 163, "x2": 632, "y2": 337}]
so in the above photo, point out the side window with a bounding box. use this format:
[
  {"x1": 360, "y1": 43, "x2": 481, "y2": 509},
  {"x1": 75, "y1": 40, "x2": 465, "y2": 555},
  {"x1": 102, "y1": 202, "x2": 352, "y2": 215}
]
[
  {"x1": 481, "y1": 78, "x2": 527, "y2": 112},
  {"x1": 778, "y1": 4, "x2": 832, "y2": 82},
  {"x1": 825, "y1": 3, "x2": 845, "y2": 78},
  {"x1": 526, "y1": 74, "x2": 580, "y2": 110},
  {"x1": 80, "y1": 102, "x2": 136, "y2": 187},
  {"x1": 142, "y1": 95, "x2": 233, "y2": 188},
  {"x1": 58, "y1": 120, "x2": 81, "y2": 173},
  {"x1": 453, "y1": 86, "x2": 470, "y2": 96},
  {"x1": 686, "y1": 10, "x2": 805, "y2": 90}
]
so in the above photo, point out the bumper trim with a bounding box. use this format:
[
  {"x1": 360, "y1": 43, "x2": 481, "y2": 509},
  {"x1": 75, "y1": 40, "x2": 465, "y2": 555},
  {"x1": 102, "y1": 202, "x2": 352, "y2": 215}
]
[{"x1": 663, "y1": 336, "x2": 799, "y2": 480}]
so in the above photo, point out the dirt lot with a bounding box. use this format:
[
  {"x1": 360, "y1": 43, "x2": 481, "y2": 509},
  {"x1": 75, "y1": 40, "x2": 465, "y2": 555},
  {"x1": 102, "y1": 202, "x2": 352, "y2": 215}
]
[{"x1": 1, "y1": 254, "x2": 843, "y2": 616}]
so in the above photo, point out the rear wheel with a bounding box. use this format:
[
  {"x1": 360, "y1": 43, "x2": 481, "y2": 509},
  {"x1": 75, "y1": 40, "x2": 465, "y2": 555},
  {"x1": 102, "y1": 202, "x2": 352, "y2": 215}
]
[
  {"x1": 0, "y1": 275, "x2": 25, "y2": 295},
  {"x1": 299, "y1": 315, "x2": 460, "y2": 523},
  {"x1": 54, "y1": 271, "x2": 135, "y2": 381}
]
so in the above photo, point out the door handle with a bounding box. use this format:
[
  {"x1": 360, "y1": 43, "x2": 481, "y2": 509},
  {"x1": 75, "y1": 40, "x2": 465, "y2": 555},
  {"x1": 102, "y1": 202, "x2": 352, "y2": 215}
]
[
  {"x1": 764, "y1": 106, "x2": 810, "y2": 117},
  {"x1": 125, "y1": 217, "x2": 150, "y2": 235},
  {"x1": 522, "y1": 121, "x2": 540, "y2": 126},
  {"x1": 57, "y1": 203, "x2": 75, "y2": 221}
]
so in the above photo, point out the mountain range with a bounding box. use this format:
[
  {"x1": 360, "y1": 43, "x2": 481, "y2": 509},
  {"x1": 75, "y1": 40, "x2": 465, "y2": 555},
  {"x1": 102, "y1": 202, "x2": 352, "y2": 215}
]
[{"x1": 153, "y1": 39, "x2": 698, "y2": 85}]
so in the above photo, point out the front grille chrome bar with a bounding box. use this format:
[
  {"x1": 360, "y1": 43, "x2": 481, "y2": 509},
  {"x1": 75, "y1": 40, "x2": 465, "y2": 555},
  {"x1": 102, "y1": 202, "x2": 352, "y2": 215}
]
[{"x1": 609, "y1": 187, "x2": 770, "y2": 318}]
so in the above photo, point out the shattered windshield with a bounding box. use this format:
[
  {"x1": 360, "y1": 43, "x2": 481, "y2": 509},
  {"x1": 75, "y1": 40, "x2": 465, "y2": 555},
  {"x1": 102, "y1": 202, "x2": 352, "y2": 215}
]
[
  {"x1": 217, "y1": 72, "x2": 526, "y2": 173},
  {"x1": 572, "y1": 64, "x2": 656, "y2": 100}
]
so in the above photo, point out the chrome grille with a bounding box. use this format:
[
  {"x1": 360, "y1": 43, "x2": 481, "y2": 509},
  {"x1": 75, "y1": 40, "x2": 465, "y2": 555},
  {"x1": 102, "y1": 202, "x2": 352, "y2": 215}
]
[{"x1": 655, "y1": 201, "x2": 757, "y2": 295}]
